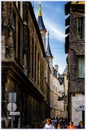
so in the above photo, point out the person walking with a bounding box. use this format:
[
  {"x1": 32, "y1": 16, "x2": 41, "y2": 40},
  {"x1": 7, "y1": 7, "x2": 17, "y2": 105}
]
[
  {"x1": 77, "y1": 121, "x2": 84, "y2": 129},
  {"x1": 57, "y1": 123, "x2": 61, "y2": 129},
  {"x1": 44, "y1": 118, "x2": 55, "y2": 129},
  {"x1": 67, "y1": 121, "x2": 76, "y2": 129},
  {"x1": 52, "y1": 117, "x2": 58, "y2": 128}
]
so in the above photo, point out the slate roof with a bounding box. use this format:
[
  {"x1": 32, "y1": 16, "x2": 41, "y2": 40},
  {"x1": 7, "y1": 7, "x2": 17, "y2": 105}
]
[
  {"x1": 37, "y1": 3, "x2": 46, "y2": 31},
  {"x1": 46, "y1": 32, "x2": 53, "y2": 58}
]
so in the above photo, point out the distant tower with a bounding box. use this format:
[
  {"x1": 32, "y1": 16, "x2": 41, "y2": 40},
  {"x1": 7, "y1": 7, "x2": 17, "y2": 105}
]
[
  {"x1": 46, "y1": 32, "x2": 53, "y2": 72},
  {"x1": 37, "y1": 2, "x2": 47, "y2": 50}
]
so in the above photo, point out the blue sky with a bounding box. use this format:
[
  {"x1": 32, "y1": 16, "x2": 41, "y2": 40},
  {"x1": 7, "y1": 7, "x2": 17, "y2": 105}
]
[{"x1": 32, "y1": 1, "x2": 67, "y2": 74}]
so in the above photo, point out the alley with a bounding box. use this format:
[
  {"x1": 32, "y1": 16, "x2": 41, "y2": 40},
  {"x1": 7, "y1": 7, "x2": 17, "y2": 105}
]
[{"x1": 1, "y1": 1, "x2": 85, "y2": 129}]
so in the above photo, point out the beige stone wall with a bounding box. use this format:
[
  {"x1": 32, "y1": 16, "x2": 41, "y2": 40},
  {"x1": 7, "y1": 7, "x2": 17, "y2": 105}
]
[
  {"x1": 71, "y1": 94, "x2": 84, "y2": 126},
  {"x1": 50, "y1": 72, "x2": 65, "y2": 118}
]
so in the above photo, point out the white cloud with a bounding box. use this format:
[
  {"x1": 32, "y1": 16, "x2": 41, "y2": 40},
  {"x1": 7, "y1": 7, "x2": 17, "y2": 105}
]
[
  {"x1": 34, "y1": 2, "x2": 65, "y2": 42},
  {"x1": 46, "y1": 21, "x2": 65, "y2": 41},
  {"x1": 45, "y1": 17, "x2": 65, "y2": 42},
  {"x1": 34, "y1": 1, "x2": 66, "y2": 73}
]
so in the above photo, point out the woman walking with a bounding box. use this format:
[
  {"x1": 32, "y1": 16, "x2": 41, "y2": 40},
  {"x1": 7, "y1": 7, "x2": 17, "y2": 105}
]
[
  {"x1": 67, "y1": 121, "x2": 76, "y2": 129},
  {"x1": 44, "y1": 118, "x2": 55, "y2": 129}
]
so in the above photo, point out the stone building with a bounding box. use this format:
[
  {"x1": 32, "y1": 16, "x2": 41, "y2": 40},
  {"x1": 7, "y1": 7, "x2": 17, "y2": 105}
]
[
  {"x1": 50, "y1": 65, "x2": 68, "y2": 119},
  {"x1": 46, "y1": 32, "x2": 65, "y2": 118},
  {"x1": 46, "y1": 32, "x2": 57, "y2": 118},
  {"x1": 62, "y1": 66, "x2": 68, "y2": 119},
  {"x1": 65, "y1": 1, "x2": 85, "y2": 126},
  {"x1": 57, "y1": 73, "x2": 65, "y2": 118},
  {"x1": 1, "y1": 2, "x2": 50, "y2": 128},
  {"x1": 37, "y1": 2, "x2": 51, "y2": 120}
]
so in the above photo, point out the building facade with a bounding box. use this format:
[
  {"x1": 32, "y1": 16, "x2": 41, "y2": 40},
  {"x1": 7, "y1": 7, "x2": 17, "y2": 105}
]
[
  {"x1": 62, "y1": 66, "x2": 68, "y2": 119},
  {"x1": 57, "y1": 73, "x2": 65, "y2": 118},
  {"x1": 50, "y1": 66, "x2": 58, "y2": 118},
  {"x1": 1, "y1": 2, "x2": 50, "y2": 128},
  {"x1": 65, "y1": 1, "x2": 85, "y2": 126}
]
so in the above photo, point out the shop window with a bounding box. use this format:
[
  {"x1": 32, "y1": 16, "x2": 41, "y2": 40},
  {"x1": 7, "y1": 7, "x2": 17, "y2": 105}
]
[
  {"x1": 78, "y1": 57, "x2": 84, "y2": 78},
  {"x1": 76, "y1": 17, "x2": 84, "y2": 39}
]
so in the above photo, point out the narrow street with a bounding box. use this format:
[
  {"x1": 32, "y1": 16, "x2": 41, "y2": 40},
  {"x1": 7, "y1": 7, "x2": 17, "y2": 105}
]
[{"x1": 1, "y1": 1, "x2": 85, "y2": 129}]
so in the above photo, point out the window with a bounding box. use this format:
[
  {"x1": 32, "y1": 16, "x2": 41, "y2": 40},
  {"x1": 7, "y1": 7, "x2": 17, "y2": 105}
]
[
  {"x1": 78, "y1": 57, "x2": 84, "y2": 78},
  {"x1": 76, "y1": 17, "x2": 84, "y2": 39}
]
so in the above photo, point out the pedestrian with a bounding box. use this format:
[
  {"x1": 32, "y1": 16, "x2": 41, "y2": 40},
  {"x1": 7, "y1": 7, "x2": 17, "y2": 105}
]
[
  {"x1": 57, "y1": 123, "x2": 61, "y2": 129},
  {"x1": 52, "y1": 117, "x2": 58, "y2": 128},
  {"x1": 44, "y1": 118, "x2": 55, "y2": 129},
  {"x1": 77, "y1": 121, "x2": 84, "y2": 129},
  {"x1": 67, "y1": 121, "x2": 76, "y2": 129}
]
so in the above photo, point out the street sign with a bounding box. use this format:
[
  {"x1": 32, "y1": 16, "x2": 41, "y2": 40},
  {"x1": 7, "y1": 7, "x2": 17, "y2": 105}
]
[
  {"x1": 7, "y1": 102, "x2": 17, "y2": 112},
  {"x1": 10, "y1": 112, "x2": 20, "y2": 115},
  {"x1": 9, "y1": 92, "x2": 16, "y2": 102}
]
